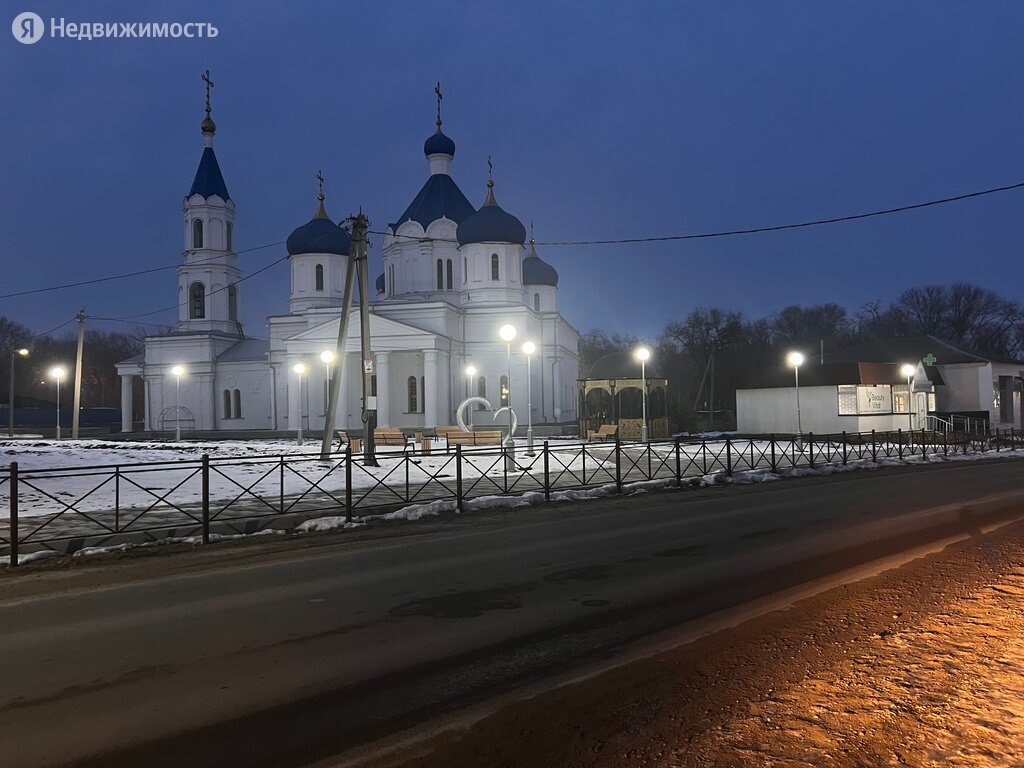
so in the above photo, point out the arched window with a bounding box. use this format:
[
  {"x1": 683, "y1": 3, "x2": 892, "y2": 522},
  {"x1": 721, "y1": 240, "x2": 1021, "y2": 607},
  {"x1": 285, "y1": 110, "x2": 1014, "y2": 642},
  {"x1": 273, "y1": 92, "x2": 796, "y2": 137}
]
[
  {"x1": 407, "y1": 375, "x2": 418, "y2": 413},
  {"x1": 223, "y1": 390, "x2": 231, "y2": 418},
  {"x1": 232, "y1": 390, "x2": 241, "y2": 419},
  {"x1": 534, "y1": 293, "x2": 541, "y2": 312},
  {"x1": 226, "y1": 221, "x2": 233, "y2": 251},
  {"x1": 389, "y1": 264, "x2": 395, "y2": 296},
  {"x1": 446, "y1": 259, "x2": 453, "y2": 290},
  {"x1": 192, "y1": 219, "x2": 203, "y2": 249},
  {"x1": 420, "y1": 376, "x2": 425, "y2": 413},
  {"x1": 315, "y1": 264, "x2": 324, "y2": 291},
  {"x1": 463, "y1": 256, "x2": 468, "y2": 284},
  {"x1": 436, "y1": 259, "x2": 444, "y2": 290},
  {"x1": 500, "y1": 375, "x2": 509, "y2": 407},
  {"x1": 189, "y1": 282, "x2": 205, "y2": 319},
  {"x1": 491, "y1": 253, "x2": 500, "y2": 281},
  {"x1": 228, "y1": 285, "x2": 238, "y2": 321}
]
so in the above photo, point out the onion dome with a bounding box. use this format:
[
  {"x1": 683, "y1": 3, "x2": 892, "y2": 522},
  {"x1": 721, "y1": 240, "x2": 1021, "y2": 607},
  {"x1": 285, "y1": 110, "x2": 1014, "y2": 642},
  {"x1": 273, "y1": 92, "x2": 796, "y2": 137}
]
[
  {"x1": 456, "y1": 178, "x2": 526, "y2": 246},
  {"x1": 522, "y1": 238, "x2": 558, "y2": 287},
  {"x1": 286, "y1": 194, "x2": 350, "y2": 256},
  {"x1": 375, "y1": 272, "x2": 385, "y2": 294},
  {"x1": 424, "y1": 128, "x2": 456, "y2": 157}
]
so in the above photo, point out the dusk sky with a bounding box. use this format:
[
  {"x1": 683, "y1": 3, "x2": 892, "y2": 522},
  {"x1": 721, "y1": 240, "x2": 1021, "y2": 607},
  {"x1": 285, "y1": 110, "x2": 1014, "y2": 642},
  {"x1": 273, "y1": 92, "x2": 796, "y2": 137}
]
[{"x1": 3, "y1": 1, "x2": 1023, "y2": 344}]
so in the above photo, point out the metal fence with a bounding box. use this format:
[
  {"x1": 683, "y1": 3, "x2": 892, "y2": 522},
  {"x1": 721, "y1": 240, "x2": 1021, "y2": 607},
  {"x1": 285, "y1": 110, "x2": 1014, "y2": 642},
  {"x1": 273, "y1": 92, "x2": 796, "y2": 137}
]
[{"x1": 2, "y1": 427, "x2": 1021, "y2": 566}]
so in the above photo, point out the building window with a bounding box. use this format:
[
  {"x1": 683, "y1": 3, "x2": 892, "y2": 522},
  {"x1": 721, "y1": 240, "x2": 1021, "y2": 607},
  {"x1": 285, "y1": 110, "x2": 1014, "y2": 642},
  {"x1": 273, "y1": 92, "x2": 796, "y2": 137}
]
[
  {"x1": 446, "y1": 259, "x2": 453, "y2": 290},
  {"x1": 463, "y1": 256, "x2": 468, "y2": 284},
  {"x1": 189, "y1": 282, "x2": 205, "y2": 319},
  {"x1": 232, "y1": 389, "x2": 241, "y2": 419},
  {"x1": 421, "y1": 376, "x2": 425, "y2": 413},
  {"x1": 223, "y1": 390, "x2": 231, "y2": 418},
  {"x1": 315, "y1": 264, "x2": 324, "y2": 291},
  {"x1": 436, "y1": 259, "x2": 444, "y2": 290},
  {"x1": 407, "y1": 375, "x2": 418, "y2": 413},
  {"x1": 500, "y1": 375, "x2": 509, "y2": 407},
  {"x1": 892, "y1": 385, "x2": 910, "y2": 414},
  {"x1": 228, "y1": 285, "x2": 237, "y2": 321},
  {"x1": 389, "y1": 264, "x2": 395, "y2": 296},
  {"x1": 491, "y1": 253, "x2": 500, "y2": 281},
  {"x1": 226, "y1": 221, "x2": 233, "y2": 251},
  {"x1": 192, "y1": 219, "x2": 203, "y2": 249},
  {"x1": 534, "y1": 293, "x2": 541, "y2": 312}
]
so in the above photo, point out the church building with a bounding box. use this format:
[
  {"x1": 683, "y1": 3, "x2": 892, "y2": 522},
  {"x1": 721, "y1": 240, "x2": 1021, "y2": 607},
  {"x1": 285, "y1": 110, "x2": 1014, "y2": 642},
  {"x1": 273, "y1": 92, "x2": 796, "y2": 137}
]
[{"x1": 116, "y1": 84, "x2": 580, "y2": 435}]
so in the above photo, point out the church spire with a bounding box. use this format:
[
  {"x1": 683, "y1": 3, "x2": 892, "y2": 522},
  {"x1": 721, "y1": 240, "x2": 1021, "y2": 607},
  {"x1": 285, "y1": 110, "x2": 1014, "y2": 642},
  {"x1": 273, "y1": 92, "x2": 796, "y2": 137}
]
[
  {"x1": 315, "y1": 169, "x2": 329, "y2": 219},
  {"x1": 484, "y1": 155, "x2": 497, "y2": 206},
  {"x1": 200, "y1": 69, "x2": 216, "y2": 146}
]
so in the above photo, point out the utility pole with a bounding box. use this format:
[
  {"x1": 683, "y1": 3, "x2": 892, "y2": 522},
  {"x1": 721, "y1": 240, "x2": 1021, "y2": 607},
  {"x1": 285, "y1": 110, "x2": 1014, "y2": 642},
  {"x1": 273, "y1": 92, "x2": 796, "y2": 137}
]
[
  {"x1": 319, "y1": 236, "x2": 357, "y2": 461},
  {"x1": 353, "y1": 212, "x2": 379, "y2": 466},
  {"x1": 71, "y1": 309, "x2": 86, "y2": 439}
]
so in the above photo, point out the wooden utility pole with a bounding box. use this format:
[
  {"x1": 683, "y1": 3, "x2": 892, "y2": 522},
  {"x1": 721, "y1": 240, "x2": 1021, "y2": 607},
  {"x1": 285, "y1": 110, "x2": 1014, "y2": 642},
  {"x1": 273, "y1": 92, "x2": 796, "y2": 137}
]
[
  {"x1": 319, "y1": 237, "x2": 357, "y2": 461},
  {"x1": 354, "y1": 213, "x2": 379, "y2": 466},
  {"x1": 71, "y1": 309, "x2": 86, "y2": 439}
]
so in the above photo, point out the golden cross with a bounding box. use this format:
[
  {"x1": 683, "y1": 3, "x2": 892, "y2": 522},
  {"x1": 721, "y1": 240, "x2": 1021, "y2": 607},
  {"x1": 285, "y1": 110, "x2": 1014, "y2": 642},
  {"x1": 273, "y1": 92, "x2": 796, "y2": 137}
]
[{"x1": 202, "y1": 70, "x2": 214, "y2": 115}]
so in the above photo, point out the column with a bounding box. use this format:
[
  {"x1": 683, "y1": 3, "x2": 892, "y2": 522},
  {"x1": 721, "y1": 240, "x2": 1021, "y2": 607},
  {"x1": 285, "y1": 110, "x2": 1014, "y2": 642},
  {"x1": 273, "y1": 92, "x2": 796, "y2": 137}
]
[
  {"x1": 437, "y1": 350, "x2": 451, "y2": 426},
  {"x1": 120, "y1": 375, "x2": 134, "y2": 432},
  {"x1": 424, "y1": 349, "x2": 439, "y2": 427},
  {"x1": 376, "y1": 352, "x2": 391, "y2": 427},
  {"x1": 287, "y1": 360, "x2": 300, "y2": 433}
]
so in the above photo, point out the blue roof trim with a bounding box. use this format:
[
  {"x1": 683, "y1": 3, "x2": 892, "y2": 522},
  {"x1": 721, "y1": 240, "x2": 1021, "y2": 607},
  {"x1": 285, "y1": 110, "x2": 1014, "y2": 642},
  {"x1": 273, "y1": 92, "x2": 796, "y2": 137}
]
[
  {"x1": 189, "y1": 147, "x2": 230, "y2": 201},
  {"x1": 390, "y1": 173, "x2": 476, "y2": 231}
]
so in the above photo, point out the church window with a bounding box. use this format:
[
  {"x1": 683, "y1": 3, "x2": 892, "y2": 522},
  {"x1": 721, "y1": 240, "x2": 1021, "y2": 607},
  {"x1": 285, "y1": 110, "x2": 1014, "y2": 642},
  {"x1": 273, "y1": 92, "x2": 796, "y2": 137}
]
[
  {"x1": 389, "y1": 264, "x2": 395, "y2": 296},
  {"x1": 189, "y1": 282, "x2": 206, "y2": 319},
  {"x1": 192, "y1": 219, "x2": 204, "y2": 249},
  {"x1": 226, "y1": 221, "x2": 233, "y2": 251},
  {"x1": 407, "y1": 376, "x2": 418, "y2": 413},
  {"x1": 463, "y1": 257, "x2": 468, "y2": 284},
  {"x1": 315, "y1": 264, "x2": 324, "y2": 291},
  {"x1": 500, "y1": 375, "x2": 509, "y2": 407},
  {"x1": 436, "y1": 259, "x2": 444, "y2": 290},
  {"x1": 446, "y1": 259, "x2": 453, "y2": 290},
  {"x1": 232, "y1": 389, "x2": 242, "y2": 419},
  {"x1": 534, "y1": 293, "x2": 541, "y2": 312},
  {"x1": 228, "y1": 285, "x2": 238, "y2": 321},
  {"x1": 421, "y1": 376, "x2": 425, "y2": 412},
  {"x1": 491, "y1": 253, "x2": 500, "y2": 281},
  {"x1": 222, "y1": 390, "x2": 231, "y2": 419}
]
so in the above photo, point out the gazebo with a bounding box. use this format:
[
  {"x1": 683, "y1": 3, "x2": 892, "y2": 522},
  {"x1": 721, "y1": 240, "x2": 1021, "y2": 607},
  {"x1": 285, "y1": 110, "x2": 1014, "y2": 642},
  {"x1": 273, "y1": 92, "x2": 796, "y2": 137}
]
[{"x1": 578, "y1": 350, "x2": 670, "y2": 439}]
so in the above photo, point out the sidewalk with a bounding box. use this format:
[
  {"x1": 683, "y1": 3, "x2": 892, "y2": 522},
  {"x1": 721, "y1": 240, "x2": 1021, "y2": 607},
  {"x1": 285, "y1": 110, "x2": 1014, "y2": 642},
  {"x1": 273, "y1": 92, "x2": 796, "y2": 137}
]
[{"x1": 366, "y1": 520, "x2": 1024, "y2": 768}]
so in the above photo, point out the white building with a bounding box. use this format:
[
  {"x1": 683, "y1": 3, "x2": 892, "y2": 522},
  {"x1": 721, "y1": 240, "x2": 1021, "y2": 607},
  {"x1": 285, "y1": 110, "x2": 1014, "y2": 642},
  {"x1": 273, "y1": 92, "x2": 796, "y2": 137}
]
[
  {"x1": 117, "y1": 93, "x2": 580, "y2": 435},
  {"x1": 736, "y1": 336, "x2": 1024, "y2": 435}
]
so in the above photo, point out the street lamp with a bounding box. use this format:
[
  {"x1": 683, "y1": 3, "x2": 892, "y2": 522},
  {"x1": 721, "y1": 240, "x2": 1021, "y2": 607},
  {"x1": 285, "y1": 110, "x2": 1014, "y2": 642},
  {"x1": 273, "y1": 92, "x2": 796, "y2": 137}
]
[
  {"x1": 786, "y1": 351, "x2": 804, "y2": 440},
  {"x1": 320, "y1": 350, "x2": 335, "y2": 415},
  {"x1": 293, "y1": 362, "x2": 306, "y2": 445},
  {"x1": 170, "y1": 365, "x2": 185, "y2": 442},
  {"x1": 464, "y1": 364, "x2": 476, "y2": 400},
  {"x1": 498, "y1": 324, "x2": 517, "y2": 451},
  {"x1": 900, "y1": 363, "x2": 916, "y2": 431},
  {"x1": 522, "y1": 341, "x2": 536, "y2": 455},
  {"x1": 50, "y1": 366, "x2": 66, "y2": 440},
  {"x1": 635, "y1": 346, "x2": 651, "y2": 442},
  {"x1": 8, "y1": 347, "x2": 28, "y2": 438}
]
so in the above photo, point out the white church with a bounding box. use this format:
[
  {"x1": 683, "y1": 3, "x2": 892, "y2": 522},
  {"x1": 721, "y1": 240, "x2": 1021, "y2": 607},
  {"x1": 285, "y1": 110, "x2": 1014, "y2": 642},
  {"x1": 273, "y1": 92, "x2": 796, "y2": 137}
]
[{"x1": 116, "y1": 86, "x2": 580, "y2": 436}]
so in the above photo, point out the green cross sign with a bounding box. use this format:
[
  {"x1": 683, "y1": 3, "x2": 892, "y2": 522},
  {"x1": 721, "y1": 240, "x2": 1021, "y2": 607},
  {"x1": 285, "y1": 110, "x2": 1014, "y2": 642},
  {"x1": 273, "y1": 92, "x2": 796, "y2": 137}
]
[{"x1": 922, "y1": 353, "x2": 937, "y2": 366}]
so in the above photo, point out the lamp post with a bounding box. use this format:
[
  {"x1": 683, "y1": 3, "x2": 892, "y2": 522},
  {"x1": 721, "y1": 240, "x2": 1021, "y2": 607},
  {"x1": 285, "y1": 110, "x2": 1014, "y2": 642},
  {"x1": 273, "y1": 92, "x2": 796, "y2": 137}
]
[
  {"x1": 320, "y1": 350, "x2": 335, "y2": 416},
  {"x1": 786, "y1": 351, "x2": 804, "y2": 441},
  {"x1": 293, "y1": 362, "x2": 306, "y2": 445},
  {"x1": 50, "y1": 366, "x2": 66, "y2": 440},
  {"x1": 8, "y1": 347, "x2": 28, "y2": 438},
  {"x1": 170, "y1": 365, "x2": 185, "y2": 442},
  {"x1": 522, "y1": 341, "x2": 536, "y2": 455},
  {"x1": 635, "y1": 346, "x2": 651, "y2": 442},
  {"x1": 464, "y1": 365, "x2": 476, "y2": 400},
  {"x1": 900, "y1": 363, "x2": 916, "y2": 431},
  {"x1": 499, "y1": 324, "x2": 517, "y2": 452}
]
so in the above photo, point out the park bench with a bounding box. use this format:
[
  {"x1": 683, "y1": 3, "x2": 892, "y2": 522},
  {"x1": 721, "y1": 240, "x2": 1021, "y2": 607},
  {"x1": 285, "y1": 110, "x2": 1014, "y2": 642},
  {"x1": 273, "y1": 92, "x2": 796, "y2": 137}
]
[
  {"x1": 446, "y1": 430, "x2": 505, "y2": 448},
  {"x1": 375, "y1": 427, "x2": 414, "y2": 452},
  {"x1": 587, "y1": 424, "x2": 619, "y2": 442},
  {"x1": 336, "y1": 431, "x2": 362, "y2": 454}
]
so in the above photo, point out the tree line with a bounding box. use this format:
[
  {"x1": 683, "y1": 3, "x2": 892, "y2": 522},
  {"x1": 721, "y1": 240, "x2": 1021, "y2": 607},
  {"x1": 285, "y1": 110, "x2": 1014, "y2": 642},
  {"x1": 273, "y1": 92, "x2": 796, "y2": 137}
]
[{"x1": 581, "y1": 283, "x2": 1024, "y2": 432}]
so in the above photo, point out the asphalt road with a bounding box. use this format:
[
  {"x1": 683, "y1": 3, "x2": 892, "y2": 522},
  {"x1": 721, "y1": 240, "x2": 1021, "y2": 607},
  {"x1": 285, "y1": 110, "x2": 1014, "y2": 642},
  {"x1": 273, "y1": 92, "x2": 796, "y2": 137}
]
[{"x1": 1, "y1": 458, "x2": 1023, "y2": 767}]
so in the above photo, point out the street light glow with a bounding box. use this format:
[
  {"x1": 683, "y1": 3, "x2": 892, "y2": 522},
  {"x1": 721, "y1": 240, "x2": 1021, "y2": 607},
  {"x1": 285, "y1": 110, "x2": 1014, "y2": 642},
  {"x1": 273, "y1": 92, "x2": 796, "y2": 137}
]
[
  {"x1": 787, "y1": 351, "x2": 805, "y2": 367},
  {"x1": 522, "y1": 341, "x2": 536, "y2": 356},
  {"x1": 499, "y1": 324, "x2": 517, "y2": 342},
  {"x1": 171, "y1": 365, "x2": 185, "y2": 377},
  {"x1": 320, "y1": 350, "x2": 335, "y2": 364},
  {"x1": 635, "y1": 346, "x2": 651, "y2": 362},
  {"x1": 50, "y1": 367, "x2": 66, "y2": 380},
  {"x1": 900, "y1": 363, "x2": 916, "y2": 378},
  {"x1": 17, "y1": 348, "x2": 29, "y2": 357},
  {"x1": 293, "y1": 362, "x2": 306, "y2": 374}
]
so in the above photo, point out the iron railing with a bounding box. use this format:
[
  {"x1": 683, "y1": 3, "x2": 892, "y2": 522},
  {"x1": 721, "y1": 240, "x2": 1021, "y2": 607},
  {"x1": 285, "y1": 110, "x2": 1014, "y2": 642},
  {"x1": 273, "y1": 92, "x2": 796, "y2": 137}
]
[{"x1": 2, "y1": 427, "x2": 1021, "y2": 566}]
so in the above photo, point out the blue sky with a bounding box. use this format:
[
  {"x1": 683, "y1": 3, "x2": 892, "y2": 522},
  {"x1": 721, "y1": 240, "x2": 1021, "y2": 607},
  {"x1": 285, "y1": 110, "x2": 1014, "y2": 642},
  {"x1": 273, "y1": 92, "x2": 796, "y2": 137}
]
[{"x1": 2, "y1": 1, "x2": 1022, "y2": 342}]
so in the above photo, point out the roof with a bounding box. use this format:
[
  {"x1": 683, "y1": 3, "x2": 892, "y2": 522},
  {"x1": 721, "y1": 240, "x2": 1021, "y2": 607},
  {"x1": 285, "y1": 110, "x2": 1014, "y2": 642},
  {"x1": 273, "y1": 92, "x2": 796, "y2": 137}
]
[
  {"x1": 287, "y1": 206, "x2": 350, "y2": 256},
  {"x1": 817, "y1": 335, "x2": 1015, "y2": 366},
  {"x1": 456, "y1": 186, "x2": 526, "y2": 246},
  {"x1": 586, "y1": 350, "x2": 663, "y2": 379},
  {"x1": 424, "y1": 129, "x2": 456, "y2": 157},
  {"x1": 390, "y1": 173, "x2": 475, "y2": 231},
  {"x1": 523, "y1": 242, "x2": 558, "y2": 287},
  {"x1": 188, "y1": 147, "x2": 230, "y2": 201},
  {"x1": 118, "y1": 352, "x2": 145, "y2": 366},
  {"x1": 217, "y1": 338, "x2": 270, "y2": 363},
  {"x1": 742, "y1": 361, "x2": 942, "y2": 389}
]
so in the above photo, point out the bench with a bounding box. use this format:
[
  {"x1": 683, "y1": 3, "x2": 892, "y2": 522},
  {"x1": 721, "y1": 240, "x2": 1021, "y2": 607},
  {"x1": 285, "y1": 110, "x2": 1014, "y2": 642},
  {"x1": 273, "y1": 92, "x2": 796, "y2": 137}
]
[
  {"x1": 336, "y1": 431, "x2": 361, "y2": 454},
  {"x1": 434, "y1": 425, "x2": 464, "y2": 440},
  {"x1": 447, "y1": 430, "x2": 505, "y2": 448},
  {"x1": 375, "y1": 427, "x2": 414, "y2": 452},
  {"x1": 587, "y1": 424, "x2": 619, "y2": 442}
]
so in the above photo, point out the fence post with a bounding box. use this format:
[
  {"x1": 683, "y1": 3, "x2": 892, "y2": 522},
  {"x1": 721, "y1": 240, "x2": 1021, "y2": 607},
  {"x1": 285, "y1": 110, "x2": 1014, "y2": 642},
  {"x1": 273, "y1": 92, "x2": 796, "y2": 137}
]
[
  {"x1": 345, "y1": 443, "x2": 353, "y2": 523},
  {"x1": 995, "y1": 427, "x2": 1000, "y2": 453},
  {"x1": 201, "y1": 454, "x2": 210, "y2": 545},
  {"x1": 1012, "y1": 426, "x2": 1017, "y2": 450},
  {"x1": 543, "y1": 441, "x2": 550, "y2": 501},
  {"x1": 674, "y1": 438, "x2": 682, "y2": 485},
  {"x1": 726, "y1": 437, "x2": 733, "y2": 477},
  {"x1": 614, "y1": 437, "x2": 622, "y2": 493},
  {"x1": 841, "y1": 431, "x2": 848, "y2": 465},
  {"x1": 115, "y1": 466, "x2": 121, "y2": 532},
  {"x1": 871, "y1": 429, "x2": 877, "y2": 462},
  {"x1": 9, "y1": 462, "x2": 18, "y2": 568},
  {"x1": 921, "y1": 428, "x2": 928, "y2": 461},
  {"x1": 456, "y1": 444, "x2": 464, "y2": 512},
  {"x1": 279, "y1": 455, "x2": 285, "y2": 513},
  {"x1": 808, "y1": 433, "x2": 815, "y2": 469},
  {"x1": 897, "y1": 429, "x2": 904, "y2": 460},
  {"x1": 770, "y1": 435, "x2": 776, "y2": 473}
]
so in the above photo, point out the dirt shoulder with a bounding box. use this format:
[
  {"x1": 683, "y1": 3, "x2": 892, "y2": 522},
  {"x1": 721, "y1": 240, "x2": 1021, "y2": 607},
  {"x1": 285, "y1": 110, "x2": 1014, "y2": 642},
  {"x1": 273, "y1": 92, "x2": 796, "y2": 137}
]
[{"x1": 363, "y1": 519, "x2": 1024, "y2": 768}]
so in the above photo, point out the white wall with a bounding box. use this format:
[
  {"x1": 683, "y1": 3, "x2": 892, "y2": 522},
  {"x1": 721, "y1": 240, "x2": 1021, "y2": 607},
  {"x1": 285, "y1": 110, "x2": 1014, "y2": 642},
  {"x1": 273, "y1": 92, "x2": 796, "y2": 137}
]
[{"x1": 737, "y1": 386, "x2": 908, "y2": 435}]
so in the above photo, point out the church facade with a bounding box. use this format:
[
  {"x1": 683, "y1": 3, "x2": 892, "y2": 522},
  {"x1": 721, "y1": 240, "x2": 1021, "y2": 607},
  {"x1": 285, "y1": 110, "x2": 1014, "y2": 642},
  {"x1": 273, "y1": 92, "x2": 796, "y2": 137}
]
[{"x1": 116, "y1": 90, "x2": 580, "y2": 436}]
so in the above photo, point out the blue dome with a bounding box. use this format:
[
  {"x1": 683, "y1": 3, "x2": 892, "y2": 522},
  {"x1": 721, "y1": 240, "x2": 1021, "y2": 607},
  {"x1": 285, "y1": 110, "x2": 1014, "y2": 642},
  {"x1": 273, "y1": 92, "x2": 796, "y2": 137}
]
[
  {"x1": 456, "y1": 185, "x2": 526, "y2": 246},
  {"x1": 287, "y1": 201, "x2": 350, "y2": 256},
  {"x1": 523, "y1": 244, "x2": 558, "y2": 287},
  {"x1": 376, "y1": 272, "x2": 385, "y2": 293},
  {"x1": 424, "y1": 129, "x2": 456, "y2": 157}
]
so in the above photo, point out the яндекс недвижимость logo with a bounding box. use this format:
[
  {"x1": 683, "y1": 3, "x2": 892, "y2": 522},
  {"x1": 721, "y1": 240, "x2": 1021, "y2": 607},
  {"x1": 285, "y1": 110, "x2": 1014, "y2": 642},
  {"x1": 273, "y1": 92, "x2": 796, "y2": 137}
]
[{"x1": 12, "y1": 12, "x2": 44, "y2": 43}]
